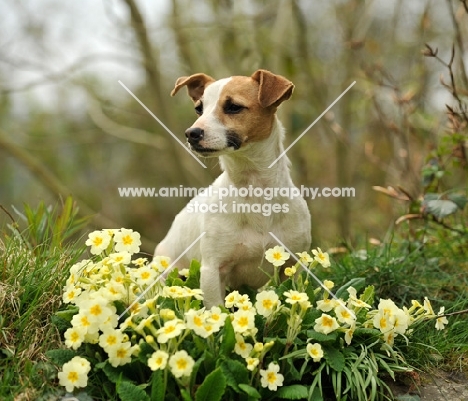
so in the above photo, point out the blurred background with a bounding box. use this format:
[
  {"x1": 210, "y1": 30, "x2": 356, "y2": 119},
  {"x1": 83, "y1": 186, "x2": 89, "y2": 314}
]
[{"x1": 0, "y1": 0, "x2": 467, "y2": 253}]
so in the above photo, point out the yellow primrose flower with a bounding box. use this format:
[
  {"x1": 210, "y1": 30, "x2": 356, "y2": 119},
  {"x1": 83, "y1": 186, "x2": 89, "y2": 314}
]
[
  {"x1": 284, "y1": 266, "x2": 297, "y2": 277},
  {"x1": 435, "y1": 307, "x2": 449, "y2": 330},
  {"x1": 312, "y1": 248, "x2": 331, "y2": 268},
  {"x1": 423, "y1": 297, "x2": 435, "y2": 315},
  {"x1": 232, "y1": 309, "x2": 256, "y2": 333},
  {"x1": 265, "y1": 246, "x2": 290, "y2": 267},
  {"x1": 393, "y1": 309, "x2": 410, "y2": 335},
  {"x1": 113, "y1": 228, "x2": 141, "y2": 255},
  {"x1": 383, "y1": 329, "x2": 396, "y2": 346},
  {"x1": 234, "y1": 334, "x2": 253, "y2": 358},
  {"x1": 306, "y1": 343, "x2": 324, "y2": 362},
  {"x1": 373, "y1": 311, "x2": 392, "y2": 332},
  {"x1": 185, "y1": 309, "x2": 207, "y2": 335},
  {"x1": 71, "y1": 312, "x2": 99, "y2": 335},
  {"x1": 108, "y1": 252, "x2": 132, "y2": 268},
  {"x1": 99, "y1": 329, "x2": 125, "y2": 352},
  {"x1": 378, "y1": 299, "x2": 399, "y2": 317},
  {"x1": 284, "y1": 290, "x2": 309, "y2": 305},
  {"x1": 64, "y1": 326, "x2": 86, "y2": 350},
  {"x1": 162, "y1": 286, "x2": 184, "y2": 298},
  {"x1": 132, "y1": 265, "x2": 157, "y2": 287},
  {"x1": 296, "y1": 251, "x2": 313, "y2": 264},
  {"x1": 156, "y1": 319, "x2": 186, "y2": 343},
  {"x1": 79, "y1": 296, "x2": 115, "y2": 325},
  {"x1": 107, "y1": 341, "x2": 134, "y2": 367},
  {"x1": 323, "y1": 280, "x2": 334, "y2": 290},
  {"x1": 207, "y1": 306, "x2": 228, "y2": 329},
  {"x1": 62, "y1": 285, "x2": 82, "y2": 304},
  {"x1": 148, "y1": 350, "x2": 169, "y2": 371},
  {"x1": 260, "y1": 362, "x2": 284, "y2": 391},
  {"x1": 225, "y1": 290, "x2": 242, "y2": 308},
  {"x1": 314, "y1": 314, "x2": 340, "y2": 334},
  {"x1": 131, "y1": 257, "x2": 148, "y2": 267},
  {"x1": 151, "y1": 256, "x2": 171, "y2": 273},
  {"x1": 344, "y1": 324, "x2": 355, "y2": 345},
  {"x1": 85, "y1": 230, "x2": 112, "y2": 255},
  {"x1": 255, "y1": 290, "x2": 280, "y2": 317},
  {"x1": 334, "y1": 304, "x2": 355, "y2": 325},
  {"x1": 160, "y1": 309, "x2": 176, "y2": 320},
  {"x1": 58, "y1": 356, "x2": 91, "y2": 393},
  {"x1": 246, "y1": 357, "x2": 260, "y2": 371},
  {"x1": 254, "y1": 342, "x2": 264, "y2": 352},
  {"x1": 169, "y1": 350, "x2": 195, "y2": 378},
  {"x1": 316, "y1": 299, "x2": 337, "y2": 312}
]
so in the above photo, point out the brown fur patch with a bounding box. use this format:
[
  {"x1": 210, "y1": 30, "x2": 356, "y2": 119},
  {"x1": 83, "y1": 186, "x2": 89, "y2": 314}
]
[{"x1": 214, "y1": 76, "x2": 276, "y2": 144}]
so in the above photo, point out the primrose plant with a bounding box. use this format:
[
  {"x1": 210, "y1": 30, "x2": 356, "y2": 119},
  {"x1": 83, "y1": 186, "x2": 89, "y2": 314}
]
[{"x1": 50, "y1": 229, "x2": 448, "y2": 401}]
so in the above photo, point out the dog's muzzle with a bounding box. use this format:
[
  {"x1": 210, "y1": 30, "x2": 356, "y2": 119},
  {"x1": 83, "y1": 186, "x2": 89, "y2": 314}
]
[
  {"x1": 185, "y1": 128, "x2": 242, "y2": 153},
  {"x1": 185, "y1": 127, "x2": 204, "y2": 146}
]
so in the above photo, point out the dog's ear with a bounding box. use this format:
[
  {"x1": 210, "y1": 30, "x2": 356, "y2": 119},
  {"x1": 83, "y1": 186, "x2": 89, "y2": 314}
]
[
  {"x1": 171, "y1": 73, "x2": 216, "y2": 101},
  {"x1": 251, "y1": 69, "x2": 294, "y2": 108}
]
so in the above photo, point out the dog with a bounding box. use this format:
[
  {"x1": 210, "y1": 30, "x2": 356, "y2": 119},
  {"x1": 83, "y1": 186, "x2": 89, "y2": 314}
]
[{"x1": 155, "y1": 69, "x2": 311, "y2": 307}]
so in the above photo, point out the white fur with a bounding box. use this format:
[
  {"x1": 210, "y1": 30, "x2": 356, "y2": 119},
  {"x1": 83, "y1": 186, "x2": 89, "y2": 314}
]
[{"x1": 155, "y1": 78, "x2": 311, "y2": 308}]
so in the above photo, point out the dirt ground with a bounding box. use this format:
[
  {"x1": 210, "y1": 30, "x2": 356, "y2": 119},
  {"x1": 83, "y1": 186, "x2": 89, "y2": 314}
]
[{"x1": 389, "y1": 370, "x2": 468, "y2": 401}]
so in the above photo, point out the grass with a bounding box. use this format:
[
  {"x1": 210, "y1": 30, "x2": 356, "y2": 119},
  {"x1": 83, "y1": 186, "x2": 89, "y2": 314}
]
[
  {"x1": 0, "y1": 198, "x2": 87, "y2": 400},
  {"x1": 0, "y1": 200, "x2": 467, "y2": 400},
  {"x1": 319, "y1": 227, "x2": 468, "y2": 375}
]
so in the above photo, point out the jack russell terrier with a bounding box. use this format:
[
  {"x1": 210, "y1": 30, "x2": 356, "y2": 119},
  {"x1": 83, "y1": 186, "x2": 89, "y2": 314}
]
[{"x1": 155, "y1": 69, "x2": 311, "y2": 307}]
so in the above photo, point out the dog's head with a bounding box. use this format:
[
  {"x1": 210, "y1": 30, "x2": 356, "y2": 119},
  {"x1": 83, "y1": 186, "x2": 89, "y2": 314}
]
[{"x1": 171, "y1": 69, "x2": 294, "y2": 156}]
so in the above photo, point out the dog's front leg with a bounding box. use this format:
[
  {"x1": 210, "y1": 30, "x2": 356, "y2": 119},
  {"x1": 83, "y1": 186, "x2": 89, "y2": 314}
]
[{"x1": 200, "y1": 263, "x2": 225, "y2": 308}]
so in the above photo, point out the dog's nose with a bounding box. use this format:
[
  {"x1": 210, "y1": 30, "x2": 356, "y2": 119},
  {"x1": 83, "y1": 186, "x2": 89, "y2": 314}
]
[{"x1": 185, "y1": 127, "x2": 204, "y2": 143}]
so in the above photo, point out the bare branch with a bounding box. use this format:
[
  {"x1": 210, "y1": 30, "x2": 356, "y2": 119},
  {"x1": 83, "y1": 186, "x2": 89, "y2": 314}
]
[
  {"x1": 0, "y1": 53, "x2": 136, "y2": 94},
  {"x1": 87, "y1": 100, "x2": 167, "y2": 150}
]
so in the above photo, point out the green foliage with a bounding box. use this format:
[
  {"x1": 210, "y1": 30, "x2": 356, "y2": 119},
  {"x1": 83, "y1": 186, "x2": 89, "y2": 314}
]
[
  {"x1": 0, "y1": 198, "x2": 87, "y2": 399},
  {"x1": 195, "y1": 368, "x2": 227, "y2": 401},
  {"x1": 116, "y1": 381, "x2": 150, "y2": 401}
]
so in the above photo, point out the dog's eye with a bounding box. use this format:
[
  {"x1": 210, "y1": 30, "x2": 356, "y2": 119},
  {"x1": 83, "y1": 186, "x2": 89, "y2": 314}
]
[
  {"x1": 194, "y1": 104, "x2": 203, "y2": 115},
  {"x1": 224, "y1": 103, "x2": 245, "y2": 114}
]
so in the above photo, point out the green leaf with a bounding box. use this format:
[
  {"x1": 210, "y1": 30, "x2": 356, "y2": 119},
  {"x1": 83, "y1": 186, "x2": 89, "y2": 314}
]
[
  {"x1": 335, "y1": 278, "x2": 366, "y2": 300},
  {"x1": 448, "y1": 193, "x2": 467, "y2": 210},
  {"x1": 185, "y1": 259, "x2": 201, "y2": 289},
  {"x1": 220, "y1": 359, "x2": 249, "y2": 393},
  {"x1": 50, "y1": 314, "x2": 72, "y2": 332},
  {"x1": 308, "y1": 386, "x2": 324, "y2": 401},
  {"x1": 301, "y1": 309, "x2": 322, "y2": 328},
  {"x1": 150, "y1": 370, "x2": 165, "y2": 401},
  {"x1": 238, "y1": 383, "x2": 261, "y2": 399},
  {"x1": 276, "y1": 385, "x2": 309, "y2": 399},
  {"x1": 55, "y1": 306, "x2": 79, "y2": 322},
  {"x1": 323, "y1": 345, "x2": 345, "y2": 372},
  {"x1": 137, "y1": 342, "x2": 154, "y2": 364},
  {"x1": 424, "y1": 199, "x2": 459, "y2": 218},
  {"x1": 180, "y1": 388, "x2": 193, "y2": 401},
  {"x1": 116, "y1": 381, "x2": 150, "y2": 401},
  {"x1": 220, "y1": 314, "x2": 235, "y2": 356},
  {"x1": 165, "y1": 268, "x2": 181, "y2": 286},
  {"x1": 306, "y1": 330, "x2": 338, "y2": 343},
  {"x1": 195, "y1": 368, "x2": 226, "y2": 401},
  {"x1": 353, "y1": 328, "x2": 381, "y2": 339},
  {"x1": 359, "y1": 285, "x2": 374, "y2": 306},
  {"x1": 45, "y1": 349, "x2": 77, "y2": 366}
]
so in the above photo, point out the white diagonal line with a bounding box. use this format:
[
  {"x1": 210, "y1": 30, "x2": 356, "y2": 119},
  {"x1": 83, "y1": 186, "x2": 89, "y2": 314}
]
[
  {"x1": 118, "y1": 231, "x2": 206, "y2": 319},
  {"x1": 268, "y1": 81, "x2": 356, "y2": 168},
  {"x1": 118, "y1": 80, "x2": 207, "y2": 169},
  {"x1": 268, "y1": 231, "x2": 356, "y2": 319}
]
